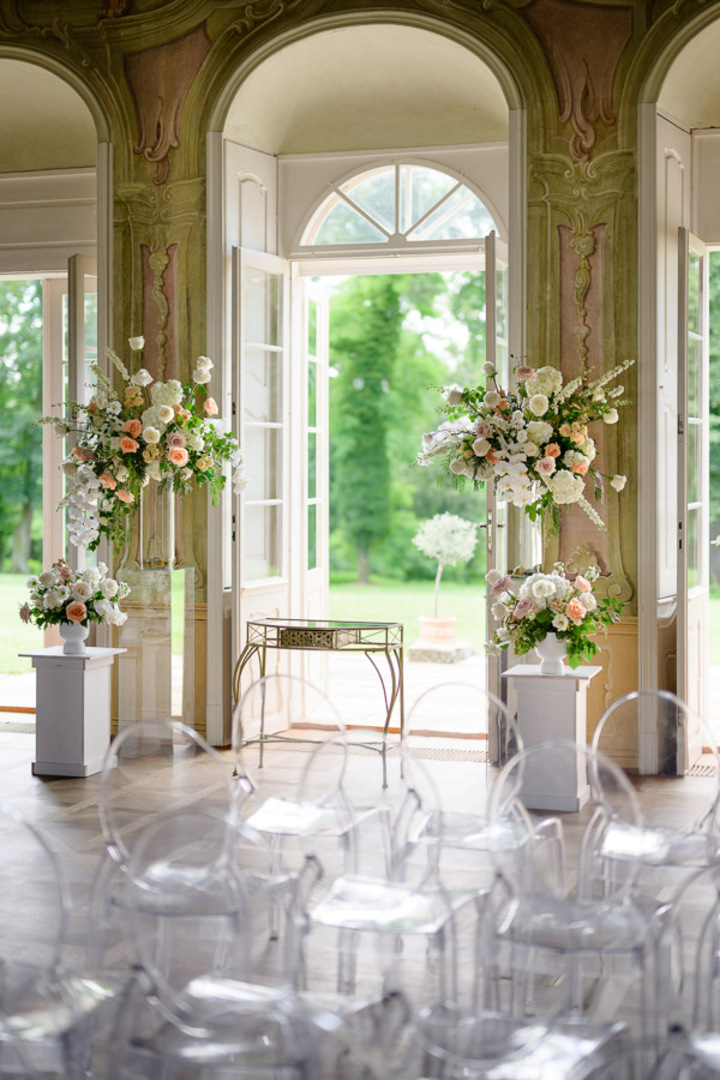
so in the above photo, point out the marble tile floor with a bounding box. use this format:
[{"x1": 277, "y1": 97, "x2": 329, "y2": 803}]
[{"x1": 0, "y1": 727, "x2": 718, "y2": 1075}]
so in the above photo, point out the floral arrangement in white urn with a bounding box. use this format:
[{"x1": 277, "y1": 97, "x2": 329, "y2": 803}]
[
  {"x1": 41, "y1": 338, "x2": 246, "y2": 553},
  {"x1": 485, "y1": 562, "x2": 623, "y2": 669},
  {"x1": 19, "y1": 558, "x2": 129, "y2": 630},
  {"x1": 417, "y1": 359, "x2": 633, "y2": 531}
]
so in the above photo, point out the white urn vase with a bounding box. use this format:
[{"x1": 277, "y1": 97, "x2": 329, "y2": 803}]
[
  {"x1": 535, "y1": 632, "x2": 567, "y2": 675},
  {"x1": 58, "y1": 621, "x2": 89, "y2": 655}
]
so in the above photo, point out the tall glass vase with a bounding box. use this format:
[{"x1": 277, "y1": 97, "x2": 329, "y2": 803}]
[{"x1": 120, "y1": 482, "x2": 175, "y2": 571}]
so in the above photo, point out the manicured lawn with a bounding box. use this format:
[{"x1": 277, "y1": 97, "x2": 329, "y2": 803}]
[{"x1": 329, "y1": 579, "x2": 487, "y2": 650}]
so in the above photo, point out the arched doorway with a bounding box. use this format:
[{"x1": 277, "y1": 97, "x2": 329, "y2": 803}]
[
  {"x1": 0, "y1": 55, "x2": 109, "y2": 710},
  {"x1": 206, "y1": 21, "x2": 524, "y2": 742}
]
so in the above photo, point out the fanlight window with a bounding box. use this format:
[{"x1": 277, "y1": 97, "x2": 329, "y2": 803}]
[{"x1": 302, "y1": 164, "x2": 496, "y2": 247}]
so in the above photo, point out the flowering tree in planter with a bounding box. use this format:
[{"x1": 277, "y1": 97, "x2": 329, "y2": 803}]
[{"x1": 412, "y1": 512, "x2": 478, "y2": 618}]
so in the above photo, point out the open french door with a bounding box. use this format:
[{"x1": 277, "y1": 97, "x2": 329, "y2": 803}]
[
  {"x1": 485, "y1": 231, "x2": 510, "y2": 703},
  {"x1": 66, "y1": 254, "x2": 98, "y2": 572},
  {"x1": 232, "y1": 247, "x2": 291, "y2": 695},
  {"x1": 677, "y1": 227, "x2": 709, "y2": 769}
]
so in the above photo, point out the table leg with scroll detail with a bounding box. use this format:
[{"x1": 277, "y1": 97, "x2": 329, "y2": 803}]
[{"x1": 231, "y1": 619, "x2": 404, "y2": 789}]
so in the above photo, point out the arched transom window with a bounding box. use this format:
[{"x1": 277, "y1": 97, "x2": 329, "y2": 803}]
[{"x1": 300, "y1": 163, "x2": 497, "y2": 250}]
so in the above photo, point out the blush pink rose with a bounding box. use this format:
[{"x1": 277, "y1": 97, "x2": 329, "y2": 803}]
[
  {"x1": 65, "y1": 600, "x2": 87, "y2": 624},
  {"x1": 474, "y1": 421, "x2": 494, "y2": 439},
  {"x1": 512, "y1": 596, "x2": 536, "y2": 620},
  {"x1": 124, "y1": 419, "x2": 143, "y2": 438},
  {"x1": 575, "y1": 575, "x2": 592, "y2": 592},
  {"x1": 491, "y1": 576, "x2": 513, "y2": 596},
  {"x1": 565, "y1": 598, "x2": 586, "y2": 625},
  {"x1": 168, "y1": 447, "x2": 189, "y2": 467},
  {"x1": 515, "y1": 366, "x2": 535, "y2": 381},
  {"x1": 116, "y1": 489, "x2": 135, "y2": 504},
  {"x1": 204, "y1": 397, "x2": 219, "y2": 416},
  {"x1": 536, "y1": 457, "x2": 557, "y2": 477},
  {"x1": 544, "y1": 443, "x2": 561, "y2": 458},
  {"x1": 166, "y1": 431, "x2": 187, "y2": 450},
  {"x1": 570, "y1": 461, "x2": 589, "y2": 475},
  {"x1": 119, "y1": 437, "x2": 139, "y2": 454},
  {"x1": 73, "y1": 445, "x2": 94, "y2": 462},
  {"x1": 570, "y1": 431, "x2": 586, "y2": 445}
]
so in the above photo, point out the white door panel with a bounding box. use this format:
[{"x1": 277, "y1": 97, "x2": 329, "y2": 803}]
[{"x1": 677, "y1": 227, "x2": 709, "y2": 769}]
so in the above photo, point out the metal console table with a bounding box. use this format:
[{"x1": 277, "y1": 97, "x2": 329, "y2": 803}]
[{"x1": 232, "y1": 618, "x2": 404, "y2": 788}]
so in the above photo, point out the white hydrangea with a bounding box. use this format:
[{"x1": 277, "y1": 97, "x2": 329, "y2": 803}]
[
  {"x1": 544, "y1": 470, "x2": 585, "y2": 504},
  {"x1": 526, "y1": 421, "x2": 553, "y2": 446},
  {"x1": 151, "y1": 380, "x2": 183, "y2": 407},
  {"x1": 525, "y1": 366, "x2": 563, "y2": 398},
  {"x1": 562, "y1": 449, "x2": 589, "y2": 469}
]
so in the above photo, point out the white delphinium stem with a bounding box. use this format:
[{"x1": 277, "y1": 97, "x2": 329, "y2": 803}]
[
  {"x1": 586, "y1": 358, "x2": 635, "y2": 391},
  {"x1": 577, "y1": 496, "x2": 605, "y2": 529}
]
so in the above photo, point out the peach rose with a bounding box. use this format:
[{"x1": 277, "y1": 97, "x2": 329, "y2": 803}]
[
  {"x1": 204, "y1": 397, "x2": 219, "y2": 416},
  {"x1": 66, "y1": 600, "x2": 87, "y2": 624},
  {"x1": 575, "y1": 575, "x2": 592, "y2": 592},
  {"x1": 124, "y1": 419, "x2": 143, "y2": 438},
  {"x1": 196, "y1": 456, "x2": 212, "y2": 472},
  {"x1": 73, "y1": 445, "x2": 94, "y2": 462},
  {"x1": 168, "y1": 447, "x2": 189, "y2": 467},
  {"x1": 166, "y1": 431, "x2": 187, "y2": 450},
  {"x1": 99, "y1": 472, "x2": 116, "y2": 490},
  {"x1": 570, "y1": 461, "x2": 588, "y2": 475},
  {"x1": 125, "y1": 387, "x2": 143, "y2": 406},
  {"x1": 544, "y1": 443, "x2": 561, "y2": 458},
  {"x1": 565, "y1": 598, "x2": 586, "y2": 625},
  {"x1": 486, "y1": 451, "x2": 500, "y2": 466},
  {"x1": 570, "y1": 431, "x2": 586, "y2": 445},
  {"x1": 560, "y1": 423, "x2": 572, "y2": 437},
  {"x1": 116, "y1": 489, "x2": 135, "y2": 504},
  {"x1": 119, "y1": 437, "x2": 139, "y2": 454},
  {"x1": 176, "y1": 408, "x2": 191, "y2": 424}
]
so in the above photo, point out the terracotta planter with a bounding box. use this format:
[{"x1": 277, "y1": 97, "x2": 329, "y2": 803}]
[{"x1": 418, "y1": 615, "x2": 457, "y2": 644}]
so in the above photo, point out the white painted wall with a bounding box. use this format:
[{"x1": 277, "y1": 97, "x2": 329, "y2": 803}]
[{"x1": 692, "y1": 130, "x2": 720, "y2": 244}]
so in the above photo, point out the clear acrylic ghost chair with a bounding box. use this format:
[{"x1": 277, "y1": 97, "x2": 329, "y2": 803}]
[
  {"x1": 298, "y1": 744, "x2": 479, "y2": 1017},
  {"x1": 232, "y1": 675, "x2": 386, "y2": 888},
  {"x1": 89, "y1": 718, "x2": 237, "y2": 969},
  {"x1": 0, "y1": 804, "x2": 127, "y2": 1080},
  {"x1": 104, "y1": 807, "x2": 316, "y2": 1080},
  {"x1": 592, "y1": 690, "x2": 720, "y2": 877},
  {"x1": 484, "y1": 740, "x2": 654, "y2": 1045}
]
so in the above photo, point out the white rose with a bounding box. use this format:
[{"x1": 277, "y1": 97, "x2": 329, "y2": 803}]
[
  {"x1": 128, "y1": 336, "x2": 145, "y2": 351},
  {"x1": 61, "y1": 462, "x2": 78, "y2": 478},
  {"x1": 529, "y1": 394, "x2": 549, "y2": 416},
  {"x1": 196, "y1": 355, "x2": 214, "y2": 372},
  {"x1": 192, "y1": 368, "x2": 212, "y2": 385},
  {"x1": 72, "y1": 581, "x2": 93, "y2": 602},
  {"x1": 38, "y1": 570, "x2": 57, "y2": 587},
  {"x1": 43, "y1": 590, "x2": 62, "y2": 610},
  {"x1": 484, "y1": 391, "x2": 500, "y2": 408},
  {"x1": 472, "y1": 438, "x2": 491, "y2": 457},
  {"x1": 116, "y1": 465, "x2": 129, "y2": 482},
  {"x1": 552, "y1": 614, "x2": 569, "y2": 632},
  {"x1": 157, "y1": 405, "x2": 174, "y2": 424},
  {"x1": 524, "y1": 442, "x2": 540, "y2": 457},
  {"x1": 580, "y1": 592, "x2": 597, "y2": 612},
  {"x1": 449, "y1": 458, "x2": 468, "y2": 475},
  {"x1": 130, "y1": 368, "x2": 153, "y2": 388},
  {"x1": 610, "y1": 474, "x2": 626, "y2": 491},
  {"x1": 102, "y1": 579, "x2": 119, "y2": 598},
  {"x1": 486, "y1": 569, "x2": 502, "y2": 587},
  {"x1": 186, "y1": 432, "x2": 205, "y2": 452},
  {"x1": 482, "y1": 362, "x2": 496, "y2": 376},
  {"x1": 143, "y1": 426, "x2": 161, "y2": 444},
  {"x1": 491, "y1": 602, "x2": 509, "y2": 620},
  {"x1": 604, "y1": 409, "x2": 619, "y2": 424}
]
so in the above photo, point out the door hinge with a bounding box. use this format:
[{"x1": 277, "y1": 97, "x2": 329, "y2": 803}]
[{"x1": 678, "y1": 415, "x2": 685, "y2": 437}]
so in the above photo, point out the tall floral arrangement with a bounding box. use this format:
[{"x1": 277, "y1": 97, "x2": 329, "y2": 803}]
[
  {"x1": 417, "y1": 359, "x2": 634, "y2": 530},
  {"x1": 486, "y1": 563, "x2": 623, "y2": 668},
  {"x1": 42, "y1": 338, "x2": 246, "y2": 552}
]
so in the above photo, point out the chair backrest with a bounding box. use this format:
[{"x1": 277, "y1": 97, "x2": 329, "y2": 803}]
[
  {"x1": 405, "y1": 681, "x2": 521, "y2": 763},
  {"x1": 489, "y1": 739, "x2": 644, "y2": 903},
  {"x1": 232, "y1": 673, "x2": 346, "y2": 803},
  {"x1": 593, "y1": 689, "x2": 720, "y2": 833},
  {"x1": 98, "y1": 718, "x2": 234, "y2": 870},
  {"x1": 0, "y1": 803, "x2": 68, "y2": 1000}
]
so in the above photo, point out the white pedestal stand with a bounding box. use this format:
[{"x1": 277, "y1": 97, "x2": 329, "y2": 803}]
[
  {"x1": 19, "y1": 646, "x2": 125, "y2": 778},
  {"x1": 502, "y1": 663, "x2": 602, "y2": 812}
]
